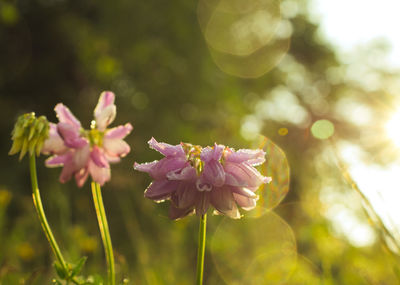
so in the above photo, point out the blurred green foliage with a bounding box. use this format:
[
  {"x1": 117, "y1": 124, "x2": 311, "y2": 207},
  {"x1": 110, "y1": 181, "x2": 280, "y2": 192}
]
[{"x1": 1, "y1": 0, "x2": 400, "y2": 284}]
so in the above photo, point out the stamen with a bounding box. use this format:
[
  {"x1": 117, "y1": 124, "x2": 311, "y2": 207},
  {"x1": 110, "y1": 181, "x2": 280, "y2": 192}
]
[{"x1": 90, "y1": 120, "x2": 97, "y2": 130}]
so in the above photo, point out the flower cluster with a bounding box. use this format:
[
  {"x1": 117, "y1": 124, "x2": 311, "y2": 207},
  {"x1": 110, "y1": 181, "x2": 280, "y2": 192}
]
[
  {"x1": 43, "y1": 91, "x2": 133, "y2": 186},
  {"x1": 9, "y1": 112, "x2": 50, "y2": 160},
  {"x1": 134, "y1": 138, "x2": 271, "y2": 219}
]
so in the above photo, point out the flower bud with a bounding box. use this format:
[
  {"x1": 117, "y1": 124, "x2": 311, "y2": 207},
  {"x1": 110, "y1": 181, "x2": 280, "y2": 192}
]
[{"x1": 9, "y1": 113, "x2": 50, "y2": 160}]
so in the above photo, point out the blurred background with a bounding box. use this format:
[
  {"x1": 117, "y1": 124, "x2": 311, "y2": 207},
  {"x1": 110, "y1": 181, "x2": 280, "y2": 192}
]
[{"x1": 1, "y1": 0, "x2": 400, "y2": 283}]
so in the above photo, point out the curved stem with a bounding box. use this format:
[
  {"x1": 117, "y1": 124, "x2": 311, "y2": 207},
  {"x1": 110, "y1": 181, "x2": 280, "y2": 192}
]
[
  {"x1": 91, "y1": 182, "x2": 115, "y2": 285},
  {"x1": 29, "y1": 155, "x2": 69, "y2": 277},
  {"x1": 196, "y1": 213, "x2": 207, "y2": 285}
]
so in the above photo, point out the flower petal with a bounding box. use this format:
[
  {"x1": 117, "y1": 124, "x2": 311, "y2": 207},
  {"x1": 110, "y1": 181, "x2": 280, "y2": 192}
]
[
  {"x1": 225, "y1": 148, "x2": 266, "y2": 166},
  {"x1": 233, "y1": 193, "x2": 258, "y2": 211},
  {"x1": 105, "y1": 123, "x2": 133, "y2": 139},
  {"x1": 73, "y1": 144, "x2": 90, "y2": 169},
  {"x1": 200, "y1": 144, "x2": 224, "y2": 162},
  {"x1": 57, "y1": 122, "x2": 88, "y2": 149},
  {"x1": 144, "y1": 180, "x2": 178, "y2": 201},
  {"x1": 214, "y1": 202, "x2": 241, "y2": 219},
  {"x1": 54, "y1": 103, "x2": 81, "y2": 129},
  {"x1": 42, "y1": 123, "x2": 68, "y2": 155},
  {"x1": 169, "y1": 204, "x2": 194, "y2": 220},
  {"x1": 201, "y1": 160, "x2": 225, "y2": 187},
  {"x1": 75, "y1": 167, "x2": 89, "y2": 187},
  {"x1": 45, "y1": 152, "x2": 72, "y2": 167},
  {"x1": 148, "y1": 137, "x2": 185, "y2": 157},
  {"x1": 94, "y1": 91, "x2": 115, "y2": 117},
  {"x1": 104, "y1": 152, "x2": 121, "y2": 163},
  {"x1": 90, "y1": 145, "x2": 109, "y2": 168},
  {"x1": 210, "y1": 186, "x2": 234, "y2": 213},
  {"x1": 134, "y1": 161, "x2": 158, "y2": 174},
  {"x1": 94, "y1": 91, "x2": 116, "y2": 131},
  {"x1": 231, "y1": 187, "x2": 258, "y2": 198},
  {"x1": 224, "y1": 161, "x2": 269, "y2": 188},
  {"x1": 136, "y1": 157, "x2": 187, "y2": 180},
  {"x1": 196, "y1": 178, "x2": 213, "y2": 192},
  {"x1": 195, "y1": 192, "x2": 210, "y2": 216},
  {"x1": 224, "y1": 172, "x2": 241, "y2": 187},
  {"x1": 172, "y1": 182, "x2": 197, "y2": 209},
  {"x1": 166, "y1": 165, "x2": 197, "y2": 181},
  {"x1": 59, "y1": 158, "x2": 76, "y2": 183},
  {"x1": 96, "y1": 105, "x2": 116, "y2": 131},
  {"x1": 88, "y1": 160, "x2": 111, "y2": 186},
  {"x1": 103, "y1": 138, "x2": 130, "y2": 158}
]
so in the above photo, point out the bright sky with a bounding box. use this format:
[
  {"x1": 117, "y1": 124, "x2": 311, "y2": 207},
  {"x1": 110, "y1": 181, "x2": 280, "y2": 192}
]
[
  {"x1": 310, "y1": 0, "x2": 400, "y2": 247},
  {"x1": 310, "y1": 0, "x2": 400, "y2": 69},
  {"x1": 318, "y1": 108, "x2": 400, "y2": 248},
  {"x1": 338, "y1": 141, "x2": 400, "y2": 245}
]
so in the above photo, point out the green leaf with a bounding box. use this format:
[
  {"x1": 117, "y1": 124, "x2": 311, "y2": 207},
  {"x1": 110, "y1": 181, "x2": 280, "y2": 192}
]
[
  {"x1": 53, "y1": 262, "x2": 67, "y2": 279},
  {"x1": 70, "y1": 256, "x2": 88, "y2": 277}
]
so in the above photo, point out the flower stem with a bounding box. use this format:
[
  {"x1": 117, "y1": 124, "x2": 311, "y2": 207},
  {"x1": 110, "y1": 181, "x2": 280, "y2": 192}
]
[
  {"x1": 29, "y1": 155, "x2": 69, "y2": 278},
  {"x1": 91, "y1": 182, "x2": 115, "y2": 285},
  {"x1": 196, "y1": 213, "x2": 207, "y2": 285}
]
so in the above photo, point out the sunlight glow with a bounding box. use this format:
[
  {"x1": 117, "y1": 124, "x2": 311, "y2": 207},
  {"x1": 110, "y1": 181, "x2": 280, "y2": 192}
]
[
  {"x1": 320, "y1": 186, "x2": 376, "y2": 247},
  {"x1": 338, "y1": 142, "x2": 400, "y2": 245},
  {"x1": 385, "y1": 109, "x2": 400, "y2": 147},
  {"x1": 311, "y1": 0, "x2": 400, "y2": 69}
]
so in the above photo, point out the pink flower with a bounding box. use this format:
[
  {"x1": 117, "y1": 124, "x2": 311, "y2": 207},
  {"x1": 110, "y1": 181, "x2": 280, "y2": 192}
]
[
  {"x1": 134, "y1": 138, "x2": 271, "y2": 220},
  {"x1": 43, "y1": 91, "x2": 133, "y2": 187}
]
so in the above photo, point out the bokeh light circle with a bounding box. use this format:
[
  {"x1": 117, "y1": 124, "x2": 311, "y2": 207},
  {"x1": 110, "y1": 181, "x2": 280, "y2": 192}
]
[
  {"x1": 211, "y1": 210, "x2": 297, "y2": 285},
  {"x1": 311, "y1": 119, "x2": 335, "y2": 140},
  {"x1": 278, "y1": 127, "x2": 288, "y2": 136},
  {"x1": 207, "y1": 37, "x2": 290, "y2": 78},
  {"x1": 286, "y1": 255, "x2": 322, "y2": 284},
  {"x1": 257, "y1": 136, "x2": 290, "y2": 210},
  {"x1": 198, "y1": 0, "x2": 281, "y2": 56},
  {"x1": 198, "y1": 0, "x2": 290, "y2": 78}
]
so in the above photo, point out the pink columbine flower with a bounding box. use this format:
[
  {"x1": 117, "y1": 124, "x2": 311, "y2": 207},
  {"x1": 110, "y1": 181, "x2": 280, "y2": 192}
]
[
  {"x1": 134, "y1": 138, "x2": 271, "y2": 219},
  {"x1": 42, "y1": 91, "x2": 133, "y2": 187}
]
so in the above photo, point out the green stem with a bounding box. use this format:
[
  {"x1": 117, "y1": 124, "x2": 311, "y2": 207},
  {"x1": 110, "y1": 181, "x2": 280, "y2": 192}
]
[
  {"x1": 196, "y1": 213, "x2": 207, "y2": 285},
  {"x1": 29, "y1": 155, "x2": 70, "y2": 278},
  {"x1": 91, "y1": 182, "x2": 115, "y2": 285}
]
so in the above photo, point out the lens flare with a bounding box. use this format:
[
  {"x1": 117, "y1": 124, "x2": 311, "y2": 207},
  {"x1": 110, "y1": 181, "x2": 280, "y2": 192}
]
[
  {"x1": 385, "y1": 109, "x2": 400, "y2": 147},
  {"x1": 197, "y1": 0, "x2": 290, "y2": 78},
  {"x1": 211, "y1": 211, "x2": 297, "y2": 285}
]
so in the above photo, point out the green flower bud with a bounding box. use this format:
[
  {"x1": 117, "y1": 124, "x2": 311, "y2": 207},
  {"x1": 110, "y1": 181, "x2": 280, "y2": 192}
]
[{"x1": 9, "y1": 113, "x2": 50, "y2": 160}]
